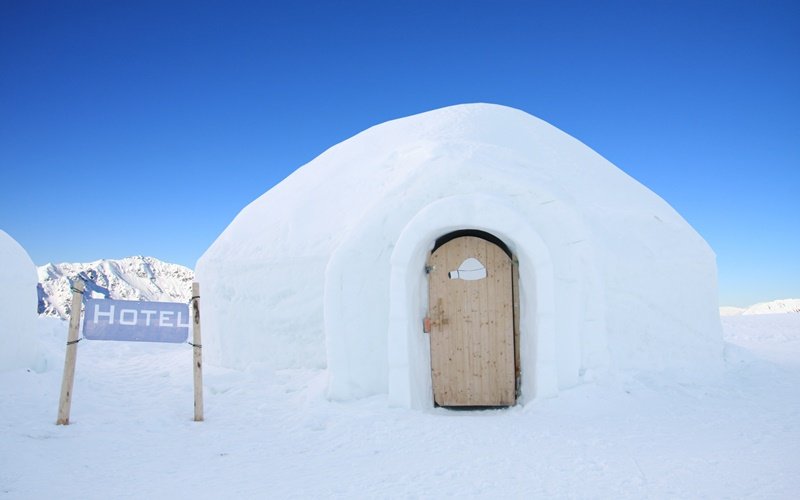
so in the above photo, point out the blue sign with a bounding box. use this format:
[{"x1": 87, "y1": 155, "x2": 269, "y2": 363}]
[{"x1": 83, "y1": 298, "x2": 190, "y2": 343}]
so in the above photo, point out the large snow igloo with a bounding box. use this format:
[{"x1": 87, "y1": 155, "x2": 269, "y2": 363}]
[{"x1": 197, "y1": 103, "x2": 723, "y2": 409}]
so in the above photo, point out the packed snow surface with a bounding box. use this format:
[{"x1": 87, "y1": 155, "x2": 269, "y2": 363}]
[
  {"x1": 0, "y1": 230, "x2": 40, "y2": 372},
  {"x1": 37, "y1": 256, "x2": 194, "y2": 319},
  {"x1": 1, "y1": 314, "x2": 798, "y2": 498}
]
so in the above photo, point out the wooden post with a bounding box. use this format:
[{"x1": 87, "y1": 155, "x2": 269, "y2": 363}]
[
  {"x1": 57, "y1": 279, "x2": 84, "y2": 425},
  {"x1": 191, "y1": 282, "x2": 204, "y2": 422}
]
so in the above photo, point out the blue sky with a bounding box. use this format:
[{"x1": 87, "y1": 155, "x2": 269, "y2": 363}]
[{"x1": 1, "y1": 0, "x2": 797, "y2": 306}]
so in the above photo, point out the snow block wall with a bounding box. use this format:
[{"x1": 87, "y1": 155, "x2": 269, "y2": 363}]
[
  {"x1": 0, "y1": 230, "x2": 40, "y2": 372},
  {"x1": 197, "y1": 104, "x2": 723, "y2": 408}
]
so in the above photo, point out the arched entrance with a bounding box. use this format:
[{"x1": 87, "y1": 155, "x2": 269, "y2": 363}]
[
  {"x1": 377, "y1": 194, "x2": 563, "y2": 409},
  {"x1": 427, "y1": 231, "x2": 518, "y2": 407}
]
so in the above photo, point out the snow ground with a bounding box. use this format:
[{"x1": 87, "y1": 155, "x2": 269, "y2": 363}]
[{"x1": 2, "y1": 315, "x2": 799, "y2": 499}]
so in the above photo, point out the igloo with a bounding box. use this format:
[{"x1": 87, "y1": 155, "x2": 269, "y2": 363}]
[
  {"x1": 197, "y1": 103, "x2": 723, "y2": 409},
  {"x1": 0, "y1": 230, "x2": 40, "y2": 372}
]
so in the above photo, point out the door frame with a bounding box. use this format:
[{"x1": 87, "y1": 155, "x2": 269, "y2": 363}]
[{"x1": 382, "y1": 194, "x2": 560, "y2": 409}]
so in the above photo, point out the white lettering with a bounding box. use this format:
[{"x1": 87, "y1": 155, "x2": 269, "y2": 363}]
[
  {"x1": 140, "y1": 309, "x2": 156, "y2": 326},
  {"x1": 119, "y1": 309, "x2": 138, "y2": 326},
  {"x1": 176, "y1": 311, "x2": 190, "y2": 328},
  {"x1": 159, "y1": 310, "x2": 174, "y2": 327},
  {"x1": 93, "y1": 304, "x2": 115, "y2": 325}
]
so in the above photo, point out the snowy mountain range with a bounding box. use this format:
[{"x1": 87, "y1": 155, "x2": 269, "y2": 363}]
[
  {"x1": 37, "y1": 256, "x2": 194, "y2": 319},
  {"x1": 720, "y1": 299, "x2": 800, "y2": 316}
]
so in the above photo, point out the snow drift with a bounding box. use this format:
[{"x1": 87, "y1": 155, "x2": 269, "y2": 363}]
[
  {"x1": 0, "y1": 230, "x2": 40, "y2": 371},
  {"x1": 197, "y1": 103, "x2": 723, "y2": 408}
]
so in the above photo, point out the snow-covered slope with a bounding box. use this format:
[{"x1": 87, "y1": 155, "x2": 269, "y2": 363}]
[
  {"x1": 720, "y1": 299, "x2": 800, "y2": 316},
  {"x1": 743, "y1": 298, "x2": 800, "y2": 315},
  {"x1": 38, "y1": 256, "x2": 194, "y2": 319},
  {"x1": 719, "y1": 306, "x2": 745, "y2": 316}
]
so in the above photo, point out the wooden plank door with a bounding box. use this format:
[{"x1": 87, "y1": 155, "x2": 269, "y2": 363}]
[{"x1": 428, "y1": 236, "x2": 515, "y2": 406}]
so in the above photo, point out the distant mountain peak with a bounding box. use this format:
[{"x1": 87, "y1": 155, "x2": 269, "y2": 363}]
[
  {"x1": 720, "y1": 298, "x2": 800, "y2": 316},
  {"x1": 742, "y1": 298, "x2": 800, "y2": 315},
  {"x1": 37, "y1": 256, "x2": 194, "y2": 319}
]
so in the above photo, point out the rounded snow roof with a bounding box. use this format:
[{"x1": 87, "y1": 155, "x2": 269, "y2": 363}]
[{"x1": 202, "y1": 103, "x2": 710, "y2": 266}]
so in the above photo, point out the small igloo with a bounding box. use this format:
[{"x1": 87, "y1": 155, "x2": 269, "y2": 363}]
[
  {"x1": 0, "y1": 230, "x2": 40, "y2": 372},
  {"x1": 197, "y1": 104, "x2": 722, "y2": 409}
]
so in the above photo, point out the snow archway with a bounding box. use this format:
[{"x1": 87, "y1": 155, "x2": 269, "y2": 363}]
[
  {"x1": 385, "y1": 195, "x2": 560, "y2": 408},
  {"x1": 324, "y1": 193, "x2": 607, "y2": 409}
]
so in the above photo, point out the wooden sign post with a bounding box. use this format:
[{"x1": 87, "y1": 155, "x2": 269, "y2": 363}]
[
  {"x1": 55, "y1": 280, "x2": 204, "y2": 424},
  {"x1": 191, "y1": 282, "x2": 204, "y2": 422},
  {"x1": 57, "y1": 279, "x2": 84, "y2": 425}
]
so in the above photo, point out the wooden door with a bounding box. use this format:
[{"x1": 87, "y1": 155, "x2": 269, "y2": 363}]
[{"x1": 428, "y1": 236, "x2": 515, "y2": 406}]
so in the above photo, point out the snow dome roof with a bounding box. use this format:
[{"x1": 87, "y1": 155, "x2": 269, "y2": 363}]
[{"x1": 197, "y1": 103, "x2": 723, "y2": 408}]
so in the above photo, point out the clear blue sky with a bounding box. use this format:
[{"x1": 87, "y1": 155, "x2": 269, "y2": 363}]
[{"x1": 1, "y1": 0, "x2": 797, "y2": 306}]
